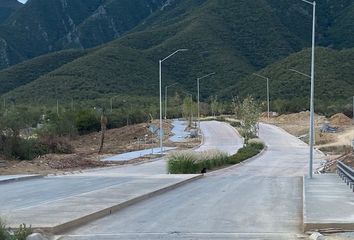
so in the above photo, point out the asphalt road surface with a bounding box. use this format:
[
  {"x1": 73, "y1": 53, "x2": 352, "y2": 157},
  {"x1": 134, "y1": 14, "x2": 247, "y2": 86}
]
[{"x1": 59, "y1": 123, "x2": 322, "y2": 240}]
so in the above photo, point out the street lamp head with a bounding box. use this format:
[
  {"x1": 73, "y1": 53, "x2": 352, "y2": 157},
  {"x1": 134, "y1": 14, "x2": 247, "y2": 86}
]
[
  {"x1": 161, "y1": 49, "x2": 188, "y2": 62},
  {"x1": 288, "y1": 68, "x2": 311, "y2": 78},
  {"x1": 253, "y1": 73, "x2": 269, "y2": 80},
  {"x1": 198, "y1": 72, "x2": 216, "y2": 81}
]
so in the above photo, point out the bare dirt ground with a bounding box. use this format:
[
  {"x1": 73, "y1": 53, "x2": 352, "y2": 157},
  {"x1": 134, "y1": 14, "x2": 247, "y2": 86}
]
[
  {"x1": 263, "y1": 111, "x2": 354, "y2": 170},
  {"x1": 0, "y1": 120, "x2": 200, "y2": 175}
]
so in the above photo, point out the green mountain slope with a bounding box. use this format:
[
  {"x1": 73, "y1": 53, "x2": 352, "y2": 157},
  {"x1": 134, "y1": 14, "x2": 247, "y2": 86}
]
[
  {"x1": 0, "y1": 0, "x2": 166, "y2": 69},
  {"x1": 0, "y1": 49, "x2": 87, "y2": 96},
  {"x1": 0, "y1": 0, "x2": 22, "y2": 23},
  {"x1": 223, "y1": 47, "x2": 354, "y2": 114},
  {"x1": 2, "y1": 0, "x2": 309, "y2": 103},
  {"x1": 1, "y1": 0, "x2": 354, "y2": 115},
  {"x1": 2, "y1": 0, "x2": 354, "y2": 70}
]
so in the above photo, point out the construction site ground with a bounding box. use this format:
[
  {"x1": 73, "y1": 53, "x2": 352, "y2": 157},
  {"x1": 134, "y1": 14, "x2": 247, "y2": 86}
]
[
  {"x1": 263, "y1": 111, "x2": 354, "y2": 170},
  {"x1": 0, "y1": 120, "x2": 200, "y2": 176}
]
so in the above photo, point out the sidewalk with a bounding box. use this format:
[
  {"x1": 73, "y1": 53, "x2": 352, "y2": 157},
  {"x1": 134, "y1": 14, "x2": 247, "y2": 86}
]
[
  {"x1": 102, "y1": 147, "x2": 176, "y2": 162},
  {"x1": 303, "y1": 174, "x2": 354, "y2": 231},
  {"x1": 3, "y1": 173, "x2": 201, "y2": 233}
]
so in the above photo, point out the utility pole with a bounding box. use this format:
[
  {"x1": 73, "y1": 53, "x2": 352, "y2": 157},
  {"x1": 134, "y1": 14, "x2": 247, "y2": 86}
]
[
  {"x1": 56, "y1": 100, "x2": 59, "y2": 116},
  {"x1": 159, "y1": 49, "x2": 187, "y2": 154},
  {"x1": 253, "y1": 73, "x2": 270, "y2": 120},
  {"x1": 197, "y1": 72, "x2": 215, "y2": 132}
]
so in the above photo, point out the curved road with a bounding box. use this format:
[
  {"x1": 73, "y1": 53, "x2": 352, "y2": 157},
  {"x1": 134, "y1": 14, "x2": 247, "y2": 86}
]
[
  {"x1": 59, "y1": 123, "x2": 323, "y2": 240},
  {"x1": 0, "y1": 121, "x2": 241, "y2": 214}
]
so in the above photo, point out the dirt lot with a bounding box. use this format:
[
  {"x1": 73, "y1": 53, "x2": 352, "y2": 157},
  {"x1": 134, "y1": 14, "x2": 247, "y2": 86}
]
[
  {"x1": 263, "y1": 111, "x2": 354, "y2": 171},
  {"x1": 0, "y1": 120, "x2": 200, "y2": 175}
]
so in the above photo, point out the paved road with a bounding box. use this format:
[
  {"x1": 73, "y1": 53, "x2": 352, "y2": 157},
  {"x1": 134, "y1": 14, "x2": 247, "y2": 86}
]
[
  {"x1": 0, "y1": 121, "x2": 241, "y2": 218},
  {"x1": 59, "y1": 123, "x2": 323, "y2": 240}
]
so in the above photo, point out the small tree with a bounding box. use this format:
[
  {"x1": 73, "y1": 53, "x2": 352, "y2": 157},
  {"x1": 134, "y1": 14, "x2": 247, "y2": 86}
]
[
  {"x1": 98, "y1": 108, "x2": 108, "y2": 154},
  {"x1": 182, "y1": 96, "x2": 196, "y2": 127},
  {"x1": 210, "y1": 95, "x2": 218, "y2": 117},
  {"x1": 237, "y1": 96, "x2": 261, "y2": 144}
]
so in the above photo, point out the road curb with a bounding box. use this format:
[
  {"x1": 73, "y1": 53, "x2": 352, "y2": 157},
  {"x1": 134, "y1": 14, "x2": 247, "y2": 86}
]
[
  {"x1": 37, "y1": 174, "x2": 203, "y2": 234},
  {"x1": 302, "y1": 175, "x2": 354, "y2": 232},
  {"x1": 0, "y1": 175, "x2": 44, "y2": 185},
  {"x1": 302, "y1": 175, "x2": 307, "y2": 233}
]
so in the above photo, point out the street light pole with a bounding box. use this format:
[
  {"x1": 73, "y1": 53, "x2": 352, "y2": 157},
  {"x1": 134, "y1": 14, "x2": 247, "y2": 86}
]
[
  {"x1": 253, "y1": 73, "x2": 270, "y2": 120},
  {"x1": 197, "y1": 72, "x2": 215, "y2": 132},
  {"x1": 165, "y1": 83, "x2": 178, "y2": 119},
  {"x1": 159, "y1": 49, "x2": 187, "y2": 154},
  {"x1": 300, "y1": 0, "x2": 316, "y2": 179}
]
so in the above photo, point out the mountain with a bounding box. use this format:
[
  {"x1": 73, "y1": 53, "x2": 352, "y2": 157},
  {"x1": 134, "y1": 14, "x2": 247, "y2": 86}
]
[
  {"x1": 0, "y1": 0, "x2": 22, "y2": 24},
  {"x1": 1, "y1": 0, "x2": 309, "y2": 103},
  {"x1": 0, "y1": 0, "x2": 167, "y2": 69},
  {"x1": 0, "y1": 48, "x2": 87, "y2": 96},
  {"x1": 1, "y1": 0, "x2": 354, "y2": 115},
  {"x1": 222, "y1": 47, "x2": 354, "y2": 115}
]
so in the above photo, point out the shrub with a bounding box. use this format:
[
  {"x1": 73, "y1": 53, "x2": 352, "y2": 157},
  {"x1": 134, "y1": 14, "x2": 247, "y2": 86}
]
[
  {"x1": 168, "y1": 151, "x2": 199, "y2": 174},
  {"x1": 75, "y1": 109, "x2": 100, "y2": 134},
  {"x1": 0, "y1": 218, "x2": 10, "y2": 240},
  {"x1": 0, "y1": 136, "x2": 47, "y2": 160},
  {"x1": 168, "y1": 150, "x2": 229, "y2": 174},
  {"x1": 228, "y1": 141, "x2": 265, "y2": 164},
  {"x1": 38, "y1": 136, "x2": 73, "y2": 154},
  {"x1": 13, "y1": 224, "x2": 32, "y2": 240},
  {"x1": 0, "y1": 218, "x2": 32, "y2": 240},
  {"x1": 168, "y1": 140, "x2": 265, "y2": 174}
]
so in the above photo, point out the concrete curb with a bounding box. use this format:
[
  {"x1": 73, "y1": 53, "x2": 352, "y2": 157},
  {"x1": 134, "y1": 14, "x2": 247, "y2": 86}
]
[
  {"x1": 302, "y1": 175, "x2": 354, "y2": 232},
  {"x1": 0, "y1": 175, "x2": 44, "y2": 185},
  {"x1": 302, "y1": 175, "x2": 307, "y2": 233},
  {"x1": 33, "y1": 174, "x2": 203, "y2": 234}
]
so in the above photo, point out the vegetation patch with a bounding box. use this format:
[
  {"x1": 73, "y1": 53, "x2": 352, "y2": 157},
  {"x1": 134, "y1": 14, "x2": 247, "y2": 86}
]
[
  {"x1": 0, "y1": 218, "x2": 32, "y2": 240},
  {"x1": 167, "y1": 141, "x2": 265, "y2": 174}
]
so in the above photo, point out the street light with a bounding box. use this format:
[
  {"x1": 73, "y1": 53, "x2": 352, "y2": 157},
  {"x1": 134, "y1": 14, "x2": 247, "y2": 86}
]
[
  {"x1": 253, "y1": 73, "x2": 270, "y2": 120},
  {"x1": 110, "y1": 96, "x2": 120, "y2": 113},
  {"x1": 292, "y1": 0, "x2": 316, "y2": 179},
  {"x1": 159, "y1": 49, "x2": 188, "y2": 154},
  {"x1": 289, "y1": 68, "x2": 311, "y2": 78},
  {"x1": 165, "y1": 83, "x2": 178, "y2": 119},
  {"x1": 197, "y1": 72, "x2": 215, "y2": 131}
]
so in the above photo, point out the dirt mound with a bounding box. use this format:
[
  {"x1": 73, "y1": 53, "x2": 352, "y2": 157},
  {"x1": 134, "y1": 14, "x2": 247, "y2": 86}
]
[
  {"x1": 276, "y1": 111, "x2": 311, "y2": 123},
  {"x1": 329, "y1": 113, "x2": 352, "y2": 126}
]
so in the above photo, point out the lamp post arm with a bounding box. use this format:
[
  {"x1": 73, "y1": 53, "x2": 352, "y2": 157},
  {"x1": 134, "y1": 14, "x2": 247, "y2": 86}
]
[{"x1": 161, "y1": 49, "x2": 188, "y2": 62}]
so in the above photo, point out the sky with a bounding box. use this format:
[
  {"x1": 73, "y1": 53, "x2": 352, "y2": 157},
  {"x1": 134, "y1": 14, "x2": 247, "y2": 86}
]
[{"x1": 17, "y1": 0, "x2": 27, "y2": 3}]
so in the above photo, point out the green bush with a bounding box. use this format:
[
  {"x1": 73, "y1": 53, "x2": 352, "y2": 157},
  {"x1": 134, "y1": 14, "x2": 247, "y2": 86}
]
[
  {"x1": 228, "y1": 141, "x2": 264, "y2": 164},
  {"x1": 1, "y1": 137, "x2": 49, "y2": 160},
  {"x1": 13, "y1": 224, "x2": 32, "y2": 240},
  {"x1": 0, "y1": 218, "x2": 32, "y2": 240},
  {"x1": 0, "y1": 135, "x2": 72, "y2": 160},
  {"x1": 168, "y1": 150, "x2": 229, "y2": 174},
  {"x1": 75, "y1": 109, "x2": 100, "y2": 134},
  {"x1": 168, "y1": 140, "x2": 265, "y2": 174},
  {"x1": 38, "y1": 136, "x2": 73, "y2": 154},
  {"x1": 0, "y1": 218, "x2": 10, "y2": 240}
]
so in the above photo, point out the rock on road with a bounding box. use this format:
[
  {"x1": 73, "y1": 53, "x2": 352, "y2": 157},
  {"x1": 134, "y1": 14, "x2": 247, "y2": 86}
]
[{"x1": 58, "y1": 123, "x2": 323, "y2": 240}]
